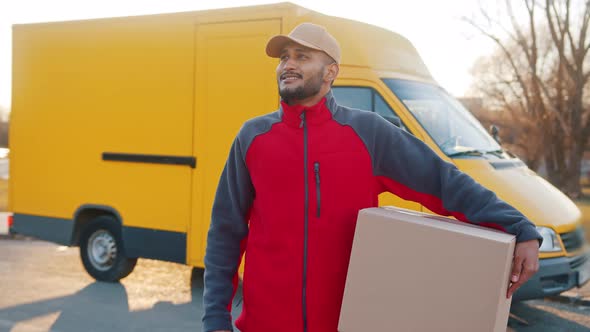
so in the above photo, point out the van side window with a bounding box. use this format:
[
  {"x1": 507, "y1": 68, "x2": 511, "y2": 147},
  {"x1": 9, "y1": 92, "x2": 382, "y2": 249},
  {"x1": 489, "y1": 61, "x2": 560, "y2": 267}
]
[
  {"x1": 331, "y1": 87, "x2": 372, "y2": 111},
  {"x1": 332, "y1": 86, "x2": 409, "y2": 132}
]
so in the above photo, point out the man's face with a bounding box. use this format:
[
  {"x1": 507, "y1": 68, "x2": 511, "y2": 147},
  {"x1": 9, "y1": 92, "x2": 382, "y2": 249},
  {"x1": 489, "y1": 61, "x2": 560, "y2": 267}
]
[{"x1": 276, "y1": 43, "x2": 333, "y2": 104}]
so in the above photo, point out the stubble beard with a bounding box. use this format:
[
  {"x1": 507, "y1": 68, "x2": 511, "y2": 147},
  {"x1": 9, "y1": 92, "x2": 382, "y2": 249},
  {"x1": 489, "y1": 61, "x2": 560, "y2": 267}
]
[{"x1": 279, "y1": 69, "x2": 324, "y2": 104}]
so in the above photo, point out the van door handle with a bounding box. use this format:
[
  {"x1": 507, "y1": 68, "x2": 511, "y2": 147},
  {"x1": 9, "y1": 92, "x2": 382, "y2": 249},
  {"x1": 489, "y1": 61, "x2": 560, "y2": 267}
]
[{"x1": 102, "y1": 152, "x2": 196, "y2": 168}]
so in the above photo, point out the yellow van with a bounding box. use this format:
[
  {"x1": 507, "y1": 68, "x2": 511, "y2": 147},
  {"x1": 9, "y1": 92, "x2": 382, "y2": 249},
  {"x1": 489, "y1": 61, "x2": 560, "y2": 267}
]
[{"x1": 9, "y1": 3, "x2": 589, "y2": 300}]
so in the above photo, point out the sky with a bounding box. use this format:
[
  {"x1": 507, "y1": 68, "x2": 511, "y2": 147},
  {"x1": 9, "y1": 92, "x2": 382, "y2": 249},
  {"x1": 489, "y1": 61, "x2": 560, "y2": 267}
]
[{"x1": 0, "y1": 0, "x2": 501, "y2": 110}]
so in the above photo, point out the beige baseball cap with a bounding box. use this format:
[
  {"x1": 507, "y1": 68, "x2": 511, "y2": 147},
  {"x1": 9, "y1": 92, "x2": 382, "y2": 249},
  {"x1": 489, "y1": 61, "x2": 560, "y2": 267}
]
[{"x1": 266, "y1": 23, "x2": 341, "y2": 64}]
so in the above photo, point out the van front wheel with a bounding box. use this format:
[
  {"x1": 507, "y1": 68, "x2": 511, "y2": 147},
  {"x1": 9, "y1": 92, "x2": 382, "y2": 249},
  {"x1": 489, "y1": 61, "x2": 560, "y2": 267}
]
[{"x1": 79, "y1": 216, "x2": 137, "y2": 282}]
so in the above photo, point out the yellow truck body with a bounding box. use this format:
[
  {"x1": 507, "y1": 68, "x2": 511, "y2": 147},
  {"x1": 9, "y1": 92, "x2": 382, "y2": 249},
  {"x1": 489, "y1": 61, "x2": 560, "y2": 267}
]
[{"x1": 9, "y1": 3, "x2": 589, "y2": 299}]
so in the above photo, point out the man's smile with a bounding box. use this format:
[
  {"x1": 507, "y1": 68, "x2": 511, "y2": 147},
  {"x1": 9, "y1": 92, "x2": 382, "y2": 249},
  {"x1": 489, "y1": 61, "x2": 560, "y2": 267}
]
[{"x1": 280, "y1": 72, "x2": 302, "y2": 83}]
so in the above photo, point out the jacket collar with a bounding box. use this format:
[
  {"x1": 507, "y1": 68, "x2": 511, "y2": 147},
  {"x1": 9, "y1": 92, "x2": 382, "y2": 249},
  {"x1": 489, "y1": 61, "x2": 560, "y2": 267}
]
[{"x1": 279, "y1": 90, "x2": 338, "y2": 128}]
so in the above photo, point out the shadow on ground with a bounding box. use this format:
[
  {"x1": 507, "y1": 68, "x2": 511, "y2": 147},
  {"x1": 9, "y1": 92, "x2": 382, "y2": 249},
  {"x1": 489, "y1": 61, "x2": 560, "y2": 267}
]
[{"x1": 0, "y1": 268, "x2": 243, "y2": 332}]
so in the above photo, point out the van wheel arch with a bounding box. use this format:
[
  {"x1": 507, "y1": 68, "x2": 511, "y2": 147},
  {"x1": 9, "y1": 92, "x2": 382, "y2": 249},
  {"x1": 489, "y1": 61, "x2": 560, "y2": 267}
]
[{"x1": 71, "y1": 205, "x2": 124, "y2": 246}]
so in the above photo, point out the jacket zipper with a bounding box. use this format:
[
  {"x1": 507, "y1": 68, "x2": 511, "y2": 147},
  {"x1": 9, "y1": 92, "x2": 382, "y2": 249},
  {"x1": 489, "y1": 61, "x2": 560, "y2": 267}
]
[
  {"x1": 314, "y1": 162, "x2": 321, "y2": 218},
  {"x1": 300, "y1": 111, "x2": 309, "y2": 332}
]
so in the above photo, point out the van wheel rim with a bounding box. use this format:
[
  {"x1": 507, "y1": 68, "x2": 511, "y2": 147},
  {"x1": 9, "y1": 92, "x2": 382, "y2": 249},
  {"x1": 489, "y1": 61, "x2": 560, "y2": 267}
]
[{"x1": 87, "y1": 230, "x2": 117, "y2": 271}]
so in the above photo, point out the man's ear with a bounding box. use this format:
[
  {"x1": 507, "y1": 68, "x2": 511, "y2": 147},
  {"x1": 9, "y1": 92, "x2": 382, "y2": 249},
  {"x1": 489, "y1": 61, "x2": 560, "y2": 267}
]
[{"x1": 324, "y1": 63, "x2": 339, "y2": 83}]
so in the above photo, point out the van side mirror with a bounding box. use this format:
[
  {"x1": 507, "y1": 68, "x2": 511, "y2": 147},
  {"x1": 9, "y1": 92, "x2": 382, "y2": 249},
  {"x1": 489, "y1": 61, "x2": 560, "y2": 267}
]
[
  {"x1": 384, "y1": 115, "x2": 402, "y2": 128},
  {"x1": 489, "y1": 124, "x2": 501, "y2": 144}
]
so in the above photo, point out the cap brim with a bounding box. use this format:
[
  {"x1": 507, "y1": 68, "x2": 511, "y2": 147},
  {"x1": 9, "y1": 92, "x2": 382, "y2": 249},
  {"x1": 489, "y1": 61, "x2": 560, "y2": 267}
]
[{"x1": 266, "y1": 35, "x2": 323, "y2": 58}]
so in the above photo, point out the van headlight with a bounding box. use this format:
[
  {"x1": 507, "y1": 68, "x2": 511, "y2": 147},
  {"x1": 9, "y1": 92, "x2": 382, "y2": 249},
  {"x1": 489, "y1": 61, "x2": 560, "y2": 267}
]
[{"x1": 536, "y1": 226, "x2": 562, "y2": 252}]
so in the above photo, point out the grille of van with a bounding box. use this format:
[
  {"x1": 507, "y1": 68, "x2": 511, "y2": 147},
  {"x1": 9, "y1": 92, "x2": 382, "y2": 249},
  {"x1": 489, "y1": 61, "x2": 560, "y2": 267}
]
[
  {"x1": 560, "y1": 227, "x2": 585, "y2": 253},
  {"x1": 569, "y1": 254, "x2": 588, "y2": 270}
]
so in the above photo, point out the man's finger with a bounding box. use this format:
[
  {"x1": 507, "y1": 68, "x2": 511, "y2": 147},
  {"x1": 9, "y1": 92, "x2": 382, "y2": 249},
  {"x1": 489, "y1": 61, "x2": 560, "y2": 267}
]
[
  {"x1": 507, "y1": 256, "x2": 524, "y2": 298},
  {"x1": 519, "y1": 259, "x2": 538, "y2": 284},
  {"x1": 507, "y1": 279, "x2": 523, "y2": 298},
  {"x1": 525, "y1": 259, "x2": 538, "y2": 273},
  {"x1": 507, "y1": 258, "x2": 538, "y2": 298},
  {"x1": 510, "y1": 255, "x2": 524, "y2": 283}
]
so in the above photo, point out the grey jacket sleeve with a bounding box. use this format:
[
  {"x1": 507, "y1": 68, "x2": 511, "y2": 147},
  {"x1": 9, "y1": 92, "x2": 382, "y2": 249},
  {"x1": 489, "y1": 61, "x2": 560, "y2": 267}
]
[
  {"x1": 202, "y1": 132, "x2": 254, "y2": 332},
  {"x1": 366, "y1": 113, "x2": 543, "y2": 244}
]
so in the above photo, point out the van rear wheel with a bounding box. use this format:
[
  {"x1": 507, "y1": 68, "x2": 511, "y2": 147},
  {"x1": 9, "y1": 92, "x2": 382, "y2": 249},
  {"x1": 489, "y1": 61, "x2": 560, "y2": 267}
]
[{"x1": 79, "y1": 216, "x2": 137, "y2": 282}]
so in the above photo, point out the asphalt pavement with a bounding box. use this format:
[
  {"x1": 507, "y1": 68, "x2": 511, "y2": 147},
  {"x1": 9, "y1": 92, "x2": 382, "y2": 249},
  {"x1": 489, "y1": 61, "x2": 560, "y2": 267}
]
[{"x1": 0, "y1": 238, "x2": 588, "y2": 332}]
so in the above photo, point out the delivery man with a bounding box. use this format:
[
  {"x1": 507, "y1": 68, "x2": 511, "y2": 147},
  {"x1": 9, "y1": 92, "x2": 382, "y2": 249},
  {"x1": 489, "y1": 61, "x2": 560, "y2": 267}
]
[{"x1": 202, "y1": 23, "x2": 542, "y2": 332}]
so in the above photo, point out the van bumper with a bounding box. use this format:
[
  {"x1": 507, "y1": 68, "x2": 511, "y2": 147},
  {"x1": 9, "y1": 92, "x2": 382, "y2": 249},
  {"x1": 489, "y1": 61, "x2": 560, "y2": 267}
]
[{"x1": 513, "y1": 250, "x2": 590, "y2": 301}]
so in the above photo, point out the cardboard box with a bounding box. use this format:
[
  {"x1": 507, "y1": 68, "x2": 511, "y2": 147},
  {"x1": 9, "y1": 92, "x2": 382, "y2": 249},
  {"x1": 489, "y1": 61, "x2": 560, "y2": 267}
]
[{"x1": 339, "y1": 207, "x2": 515, "y2": 332}]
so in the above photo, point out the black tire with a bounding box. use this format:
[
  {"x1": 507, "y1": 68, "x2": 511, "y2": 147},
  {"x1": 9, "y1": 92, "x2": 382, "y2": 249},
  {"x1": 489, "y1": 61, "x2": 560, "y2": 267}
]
[{"x1": 79, "y1": 215, "x2": 137, "y2": 282}]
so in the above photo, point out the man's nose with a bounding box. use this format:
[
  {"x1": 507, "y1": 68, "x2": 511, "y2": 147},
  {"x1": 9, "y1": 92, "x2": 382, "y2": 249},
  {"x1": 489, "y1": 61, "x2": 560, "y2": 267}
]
[{"x1": 283, "y1": 56, "x2": 297, "y2": 70}]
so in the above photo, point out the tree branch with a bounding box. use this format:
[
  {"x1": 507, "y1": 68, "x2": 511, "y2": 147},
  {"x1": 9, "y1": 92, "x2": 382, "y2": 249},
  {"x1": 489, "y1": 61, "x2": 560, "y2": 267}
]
[
  {"x1": 579, "y1": 0, "x2": 590, "y2": 56},
  {"x1": 464, "y1": 17, "x2": 535, "y2": 112},
  {"x1": 563, "y1": 0, "x2": 579, "y2": 70},
  {"x1": 507, "y1": 0, "x2": 532, "y2": 61},
  {"x1": 545, "y1": 0, "x2": 577, "y2": 79}
]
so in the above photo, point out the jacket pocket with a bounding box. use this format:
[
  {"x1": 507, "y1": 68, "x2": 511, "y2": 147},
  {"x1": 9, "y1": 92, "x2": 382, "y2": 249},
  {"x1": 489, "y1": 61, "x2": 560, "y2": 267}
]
[{"x1": 314, "y1": 162, "x2": 321, "y2": 218}]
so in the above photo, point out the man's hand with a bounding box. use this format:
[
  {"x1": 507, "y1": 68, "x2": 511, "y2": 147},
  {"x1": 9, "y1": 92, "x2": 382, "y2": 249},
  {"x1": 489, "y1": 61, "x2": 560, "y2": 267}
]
[{"x1": 507, "y1": 239, "x2": 540, "y2": 298}]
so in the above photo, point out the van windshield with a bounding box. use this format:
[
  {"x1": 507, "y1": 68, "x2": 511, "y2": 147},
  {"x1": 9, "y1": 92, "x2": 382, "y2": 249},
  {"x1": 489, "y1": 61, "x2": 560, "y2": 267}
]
[{"x1": 382, "y1": 78, "x2": 501, "y2": 157}]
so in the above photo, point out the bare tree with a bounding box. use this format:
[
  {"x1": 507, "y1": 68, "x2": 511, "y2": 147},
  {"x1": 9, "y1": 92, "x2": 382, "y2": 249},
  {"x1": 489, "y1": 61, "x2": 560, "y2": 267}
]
[
  {"x1": 465, "y1": 0, "x2": 590, "y2": 198},
  {"x1": 468, "y1": 35, "x2": 552, "y2": 172}
]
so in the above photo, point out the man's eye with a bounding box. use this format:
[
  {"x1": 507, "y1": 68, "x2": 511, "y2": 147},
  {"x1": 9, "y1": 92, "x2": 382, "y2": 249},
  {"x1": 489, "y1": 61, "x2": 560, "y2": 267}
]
[
  {"x1": 280, "y1": 55, "x2": 288, "y2": 61},
  {"x1": 297, "y1": 54, "x2": 308, "y2": 60}
]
